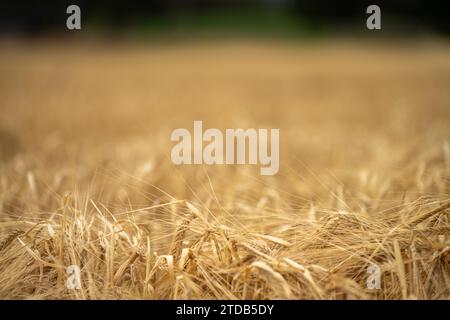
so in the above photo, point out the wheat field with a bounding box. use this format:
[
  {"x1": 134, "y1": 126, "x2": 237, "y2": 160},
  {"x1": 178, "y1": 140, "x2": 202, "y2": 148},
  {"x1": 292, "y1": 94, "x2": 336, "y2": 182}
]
[{"x1": 0, "y1": 39, "x2": 449, "y2": 299}]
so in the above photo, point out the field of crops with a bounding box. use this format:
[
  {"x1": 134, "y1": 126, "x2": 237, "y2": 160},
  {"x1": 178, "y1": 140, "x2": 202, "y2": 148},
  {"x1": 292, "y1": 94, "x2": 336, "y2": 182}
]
[{"x1": 0, "y1": 39, "x2": 449, "y2": 299}]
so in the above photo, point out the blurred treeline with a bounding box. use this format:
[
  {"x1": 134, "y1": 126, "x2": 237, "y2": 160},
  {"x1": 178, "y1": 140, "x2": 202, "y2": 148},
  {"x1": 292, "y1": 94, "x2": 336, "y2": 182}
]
[{"x1": 0, "y1": 0, "x2": 449, "y2": 38}]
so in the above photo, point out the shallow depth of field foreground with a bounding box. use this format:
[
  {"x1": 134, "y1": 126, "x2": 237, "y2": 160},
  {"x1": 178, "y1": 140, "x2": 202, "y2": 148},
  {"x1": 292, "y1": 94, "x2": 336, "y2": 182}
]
[{"x1": 0, "y1": 40, "x2": 449, "y2": 299}]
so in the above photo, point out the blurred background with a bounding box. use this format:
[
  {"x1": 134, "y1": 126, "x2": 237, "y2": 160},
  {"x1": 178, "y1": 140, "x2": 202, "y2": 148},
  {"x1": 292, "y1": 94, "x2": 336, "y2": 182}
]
[
  {"x1": 0, "y1": 0, "x2": 449, "y2": 39},
  {"x1": 0, "y1": 0, "x2": 449, "y2": 206}
]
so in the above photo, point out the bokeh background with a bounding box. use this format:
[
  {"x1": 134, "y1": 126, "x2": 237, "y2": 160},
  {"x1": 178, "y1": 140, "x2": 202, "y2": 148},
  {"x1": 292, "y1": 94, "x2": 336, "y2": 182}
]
[
  {"x1": 0, "y1": 1, "x2": 449, "y2": 37},
  {"x1": 0, "y1": 0, "x2": 449, "y2": 201}
]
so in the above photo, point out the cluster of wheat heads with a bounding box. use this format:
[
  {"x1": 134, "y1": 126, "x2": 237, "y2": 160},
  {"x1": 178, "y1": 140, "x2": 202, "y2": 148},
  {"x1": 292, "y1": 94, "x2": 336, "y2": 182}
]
[{"x1": 0, "y1": 178, "x2": 449, "y2": 299}]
